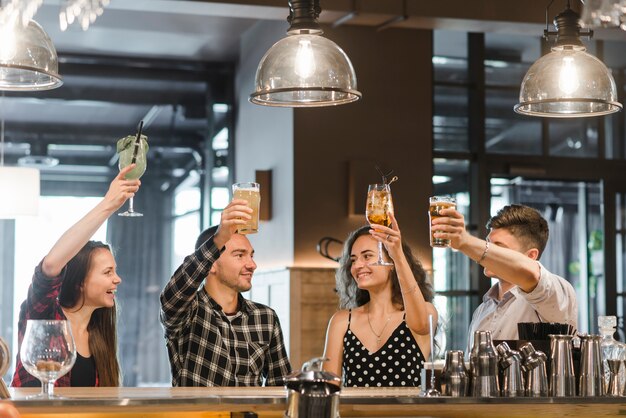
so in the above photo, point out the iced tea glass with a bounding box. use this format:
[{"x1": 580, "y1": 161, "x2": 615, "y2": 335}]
[
  {"x1": 232, "y1": 182, "x2": 260, "y2": 234},
  {"x1": 366, "y1": 184, "x2": 394, "y2": 266},
  {"x1": 118, "y1": 136, "x2": 147, "y2": 217},
  {"x1": 429, "y1": 196, "x2": 456, "y2": 248}
]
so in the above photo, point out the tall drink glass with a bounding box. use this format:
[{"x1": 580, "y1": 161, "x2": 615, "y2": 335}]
[
  {"x1": 117, "y1": 134, "x2": 148, "y2": 217},
  {"x1": 366, "y1": 184, "x2": 394, "y2": 266},
  {"x1": 232, "y1": 182, "x2": 260, "y2": 234},
  {"x1": 429, "y1": 196, "x2": 456, "y2": 248}
]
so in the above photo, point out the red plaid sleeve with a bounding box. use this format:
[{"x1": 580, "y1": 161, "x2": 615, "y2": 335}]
[{"x1": 11, "y1": 261, "x2": 70, "y2": 387}]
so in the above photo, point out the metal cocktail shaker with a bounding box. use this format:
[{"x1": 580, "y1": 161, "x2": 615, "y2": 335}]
[
  {"x1": 470, "y1": 330, "x2": 499, "y2": 397},
  {"x1": 519, "y1": 342, "x2": 549, "y2": 397},
  {"x1": 496, "y1": 342, "x2": 524, "y2": 397},
  {"x1": 549, "y1": 334, "x2": 576, "y2": 397},
  {"x1": 607, "y1": 359, "x2": 622, "y2": 396},
  {"x1": 441, "y1": 350, "x2": 468, "y2": 397},
  {"x1": 579, "y1": 334, "x2": 605, "y2": 397}
]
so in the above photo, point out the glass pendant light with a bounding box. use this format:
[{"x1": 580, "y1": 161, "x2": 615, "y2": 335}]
[
  {"x1": 0, "y1": 19, "x2": 63, "y2": 91},
  {"x1": 514, "y1": 4, "x2": 622, "y2": 117},
  {"x1": 250, "y1": 0, "x2": 361, "y2": 107}
]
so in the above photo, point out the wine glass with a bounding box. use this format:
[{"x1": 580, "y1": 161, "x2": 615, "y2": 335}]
[
  {"x1": 365, "y1": 183, "x2": 394, "y2": 266},
  {"x1": 118, "y1": 135, "x2": 147, "y2": 217},
  {"x1": 20, "y1": 320, "x2": 76, "y2": 398}
]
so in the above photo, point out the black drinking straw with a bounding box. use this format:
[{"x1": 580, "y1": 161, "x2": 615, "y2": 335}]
[
  {"x1": 375, "y1": 164, "x2": 394, "y2": 185},
  {"x1": 131, "y1": 120, "x2": 144, "y2": 164}
]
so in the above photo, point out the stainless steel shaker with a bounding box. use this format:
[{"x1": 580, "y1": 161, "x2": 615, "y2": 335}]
[
  {"x1": 549, "y1": 334, "x2": 576, "y2": 397},
  {"x1": 284, "y1": 357, "x2": 341, "y2": 418},
  {"x1": 441, "y1": 350, "x2": 468, "y2": 397},
  {"x1": 496, "y1": 342, "x2": 524, "y2": 397},
  {"x1": 607, "y1": 359, "x2": 622, "y2": 396},
  {"x1": 579, "y1": 334, "x2": 605, "y2": 397},
  {"x1": 470, "y1": 330, "x2": 499, "y2": 397},
  {"x1": 519, "y1": 342, "x2": 549, "y2": 397}
]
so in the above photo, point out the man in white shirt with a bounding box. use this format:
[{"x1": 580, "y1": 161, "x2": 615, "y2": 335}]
[{"x1": 430, "y1": 204, "x2": 577, "y2": 352}]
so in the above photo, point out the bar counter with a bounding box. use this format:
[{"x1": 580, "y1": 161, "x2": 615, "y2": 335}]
[{"x1": 3, "y1": 387, "x2": 626, "y2": 418}]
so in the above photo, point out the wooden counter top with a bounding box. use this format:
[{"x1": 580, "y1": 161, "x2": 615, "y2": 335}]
[{"x1": 3, "y1": 387, "x2": 626, "y2": 418}]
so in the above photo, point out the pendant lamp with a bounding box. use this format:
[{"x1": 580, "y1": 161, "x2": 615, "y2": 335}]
[
  {"x1": 0, "y1": 19, "x2": 63, "y2": 91},
  {"x1": 250, "y1": 0, "x2": 361, "y2": 107},
  {"x1": 514, "y1": 3, "x2": 622, "y2": 118}
]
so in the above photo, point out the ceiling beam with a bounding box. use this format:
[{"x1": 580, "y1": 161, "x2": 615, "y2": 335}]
[{"x1": 187, "y1": 0, "x2": 626, "y2": 41}]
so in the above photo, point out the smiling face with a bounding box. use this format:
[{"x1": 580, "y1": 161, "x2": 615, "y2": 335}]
[
  {"x1": 81, "y1": 248, "x2": 121, "y2": 309},
  {"x1": 349, "y1": 235, "x2": 392, "y2": 290},
  {"x1": 210, "y1": 234, "x2": 257, "y2": 292}
]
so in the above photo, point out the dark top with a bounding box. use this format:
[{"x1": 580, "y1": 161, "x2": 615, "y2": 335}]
[
  {"x1": 342, "y1": 310, "x2": 425, "y2": 387},
  {"x1": 160, "y1": 235, "x2": 292, "y2": 387},
  {"x1": 11, "y1": 262, "x2": 99, "y2": 387},
  {"x1": 70, "y1": 353, "x2": 96, "y2": 387}
]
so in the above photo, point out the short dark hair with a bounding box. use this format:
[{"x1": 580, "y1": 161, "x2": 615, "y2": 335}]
[
  {"x1": 487, "y1": 204, "x2": 549, "y2": 257},
  {"x1": 195, "y1": 225, "x2": 219, "y2": 251}
]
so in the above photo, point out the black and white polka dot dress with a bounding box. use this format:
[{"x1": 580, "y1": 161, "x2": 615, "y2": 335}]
[{"x1": 342, "y1": 310, "x2": 425, "y2": 387}]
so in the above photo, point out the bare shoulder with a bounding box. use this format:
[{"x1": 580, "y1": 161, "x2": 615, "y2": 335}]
[{"x1": 328, "y1": 309, "x2": 350, "y2": 329}]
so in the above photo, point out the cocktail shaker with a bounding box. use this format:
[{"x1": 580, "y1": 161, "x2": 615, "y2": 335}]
[
  {"x1": 470, "y1": 330, "x2": 499, "y2": 397},
  {"x1": 549, "y1": 334, "x2": 576, "y2": 397},
  {"x1": 496, "y1": 342, "x2": 524, "y2": 397},
  {"x1": 441, "y1": 350, "x2": 468, "y2": 397},
  {"x1": 519, "y1": 342, "x2": 548, "y2": 397},
  {"x1": 607, "y1": 359, "x2": 622, "y2": 396},
  {"x1": 579, "y1": 334, "x2": 605, "y2": 397}
]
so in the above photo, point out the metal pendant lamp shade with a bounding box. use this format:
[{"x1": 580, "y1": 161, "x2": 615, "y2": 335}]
[
  {"x1": 250, "y1": 0, "x2": 361, "y2": 107},
  {"x1": 0, "y1": 19, "x2": 63, "y2": 91},
  {"x1": 514, "y1": 6, "x2": 622, "y2": 117}
]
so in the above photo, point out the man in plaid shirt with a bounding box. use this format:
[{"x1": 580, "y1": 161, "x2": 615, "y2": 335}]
[{"x1": 160, "y1": 199, "x2": 291, "y2": 386}]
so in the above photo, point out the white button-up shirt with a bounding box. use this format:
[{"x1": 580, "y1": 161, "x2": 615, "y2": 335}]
[{"x1": 466, "y1": 262, "x2": 577, "y2": 353}]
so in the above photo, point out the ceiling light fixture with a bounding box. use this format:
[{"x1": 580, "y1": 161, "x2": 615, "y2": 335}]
[
  {"x1": 250, "y1": 0, "x2": 361, "y2": 107},
  {"x1": 60, "y1": 0, "x2": 109, "y2": 31},
  {"x1": 581, "y1": 0, "x2": 626, "y2": 29},
  {"x1": 514, "y1": 0, "x2": 622, "y2": 118},
  {"x1": 0, "y1": 18, "x2": 62, "y2": 91}
]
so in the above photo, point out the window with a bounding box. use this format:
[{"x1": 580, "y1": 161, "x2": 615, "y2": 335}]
[{"x1": 172, "y1": 174, "x2": 202, "y2": 271}]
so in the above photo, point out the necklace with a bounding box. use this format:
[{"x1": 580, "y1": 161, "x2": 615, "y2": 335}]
[{"x1": 367, "y1": 306, "x2": 392, "y2": 346}]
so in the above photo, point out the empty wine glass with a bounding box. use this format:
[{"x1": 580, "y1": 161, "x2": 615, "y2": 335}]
[
  {"x1": 20, "y1": 320, "x2": 76, "y2": 398},
  {"x1": 117, "y1": 133, "x2": 147, "y2": 217},
  {"x1": 365, "y1": 183, "x2": 394, "y2": 266}
]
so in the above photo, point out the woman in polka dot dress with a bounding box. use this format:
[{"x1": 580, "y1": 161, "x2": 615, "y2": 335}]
[{"x1": 323, "y1": 212, "x2": 438, "y2": 387}]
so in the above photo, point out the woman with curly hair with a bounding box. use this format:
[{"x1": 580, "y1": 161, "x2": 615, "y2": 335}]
[{"x1": 323, "y1": 212, "x2": 437, "y2": 387}]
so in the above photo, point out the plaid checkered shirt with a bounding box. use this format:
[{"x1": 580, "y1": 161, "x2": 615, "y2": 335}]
[{"x1": 160, "y1": 237, "x2": 292, "y2": 387}]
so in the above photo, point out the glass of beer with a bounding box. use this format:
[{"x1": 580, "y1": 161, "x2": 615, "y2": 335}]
[
  {"x1": 429, "y1": 195, "x2": 456, "y2": 248},
  {"x1": 366, "y1": 183, "x2": 394, "y2": 266},
  {"x1": 232, "y1": 182, "x2": 260, "y2": 234}
]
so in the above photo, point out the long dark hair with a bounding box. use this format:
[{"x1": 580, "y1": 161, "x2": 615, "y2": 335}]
[
  {"x1": 58, "y1": 241, "x2": 120, "y2": 387},
  {"x1": 335, "y1": 226, "x2": 434, "y2": 309}
]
